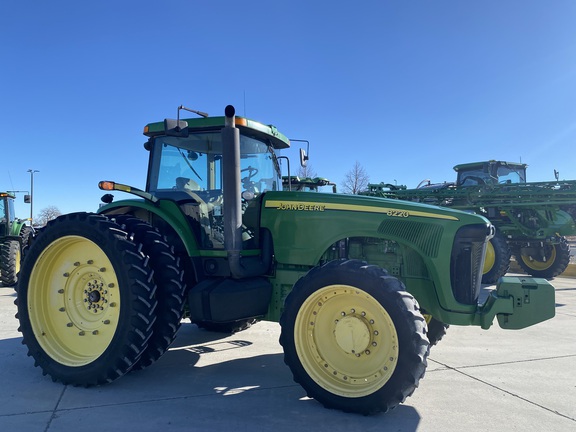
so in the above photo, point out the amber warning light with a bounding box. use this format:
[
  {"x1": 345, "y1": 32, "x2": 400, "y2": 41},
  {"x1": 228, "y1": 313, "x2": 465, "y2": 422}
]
[{"x1": 99, "y1": 181, "x2": 115, "y2": 191}]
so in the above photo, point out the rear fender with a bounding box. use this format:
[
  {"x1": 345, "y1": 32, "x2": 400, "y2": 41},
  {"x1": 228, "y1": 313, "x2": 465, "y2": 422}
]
[{"x1": 98, "y1": 199, "x2": 200, "y2": 256}]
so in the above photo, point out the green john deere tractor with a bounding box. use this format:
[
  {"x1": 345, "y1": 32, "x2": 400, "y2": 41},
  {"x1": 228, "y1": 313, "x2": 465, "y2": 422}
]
[
  {"x1": 366, "y1": 160, "x2": 576, "y2": 283},
  {"x1": 1, "y1": 192, "x2": 32, "y2": 286},
  {"x1": 16, "y1": 107, "x2": 555, "y2": 415}
]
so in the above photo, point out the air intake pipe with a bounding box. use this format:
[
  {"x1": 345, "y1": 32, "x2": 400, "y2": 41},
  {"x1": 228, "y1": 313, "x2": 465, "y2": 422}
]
[{"x1": 222, "y1": 105, "x2": 272, "y2": 278}]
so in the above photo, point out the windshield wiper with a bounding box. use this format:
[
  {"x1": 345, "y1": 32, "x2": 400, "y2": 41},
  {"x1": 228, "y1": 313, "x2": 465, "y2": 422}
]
[{"x1": 178, "y1": 148, "x2": 203, "y2": 181}]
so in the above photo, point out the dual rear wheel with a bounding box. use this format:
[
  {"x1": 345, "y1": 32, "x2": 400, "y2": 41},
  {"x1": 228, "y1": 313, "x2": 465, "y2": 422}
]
[{"x1": 16, "y1": 212, "x2": 185, "y2": 385}]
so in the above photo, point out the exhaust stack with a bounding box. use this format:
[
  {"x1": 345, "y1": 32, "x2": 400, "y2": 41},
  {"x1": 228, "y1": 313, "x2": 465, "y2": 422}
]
[{"x1": 221, "y1": 105, "x2": 272, "y2": 278}]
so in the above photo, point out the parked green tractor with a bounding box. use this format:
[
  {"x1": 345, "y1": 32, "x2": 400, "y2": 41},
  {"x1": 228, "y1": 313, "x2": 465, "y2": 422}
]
[
  {"x1": 16, "y1": 110, "x2": 555, "y2": 415},
  {"x1": 0, "y1": 192, "x2": 32, "y2": 286},
  {"x1": 282, "y1": 175, "x2": 337, "y2": 192},
  {"x1": 365, "y1": 160, "x2": 576, "y2": 283}
]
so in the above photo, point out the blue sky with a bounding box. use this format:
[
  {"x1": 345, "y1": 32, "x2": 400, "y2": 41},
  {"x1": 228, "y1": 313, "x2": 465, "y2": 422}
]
[{"x1": 2, "y1": 1, "x2": 575, "y2": 220}]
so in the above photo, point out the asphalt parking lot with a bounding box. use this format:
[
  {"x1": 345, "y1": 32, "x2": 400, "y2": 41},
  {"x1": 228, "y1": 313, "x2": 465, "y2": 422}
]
[{"x1": 1, "y1": 275, "x2": 575, "y2": 432}]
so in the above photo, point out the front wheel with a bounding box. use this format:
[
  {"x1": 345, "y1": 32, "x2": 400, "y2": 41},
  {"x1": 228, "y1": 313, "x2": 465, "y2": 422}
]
[
  {"x1": 280, "y1": 259, "x2": 429, "y2": 415},
  {"x1": 16, "y1": 213, "x2": 157, "y2": 386},
  {"x1": 482, "y1": 231, "x2": 511, "y2": 284},
  {"x1": 514, "y1": 238, "x2": 571, "y2": 279},
  {"x1": 423, "y1": 315, "x2": 449, "y2": 347}
]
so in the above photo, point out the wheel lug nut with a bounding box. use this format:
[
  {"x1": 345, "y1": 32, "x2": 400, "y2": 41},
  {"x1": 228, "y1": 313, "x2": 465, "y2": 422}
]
[{"x1": 87, "y1": 260, "x2": 94, "y2": 264}]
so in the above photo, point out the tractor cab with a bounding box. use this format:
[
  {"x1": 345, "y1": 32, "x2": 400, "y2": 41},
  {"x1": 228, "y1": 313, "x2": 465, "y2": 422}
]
[
  {"x1": 141, "y1": 112, "x2": 290, "y2": 250},
  {"x1": 455, "y1": 160, "x2": 527, "y2": 187},
  {"x1": 0, "y1": 192, "x2": 16, "y2": 237}
]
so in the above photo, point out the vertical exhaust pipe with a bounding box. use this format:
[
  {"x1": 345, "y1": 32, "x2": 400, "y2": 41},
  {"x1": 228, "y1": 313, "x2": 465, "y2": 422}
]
[
  {"x1": 222, "y1": 105, "x2": 272, "y2": 279},
  {"x1": 222, "y1": 105, "x2": 242, "y2": 254}
]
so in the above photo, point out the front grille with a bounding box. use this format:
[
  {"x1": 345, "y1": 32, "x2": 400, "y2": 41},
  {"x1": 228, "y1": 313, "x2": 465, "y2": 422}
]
[
  {"x1": 378, "y1": 219, "x2": 443, "y2": 258},
  {"x1": 450, "y1": 224, "x2": 491, "y2": 304}
]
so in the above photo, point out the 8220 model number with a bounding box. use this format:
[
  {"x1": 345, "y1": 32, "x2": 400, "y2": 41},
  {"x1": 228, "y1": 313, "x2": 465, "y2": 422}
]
[{"x1": 387, "y1": 209, "x2": 409, "y2": 218}]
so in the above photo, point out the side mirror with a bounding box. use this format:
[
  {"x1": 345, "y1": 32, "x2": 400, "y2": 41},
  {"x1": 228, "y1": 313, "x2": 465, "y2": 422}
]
[
  {"x1": 164, "y1": 119, "x2": 189, "y2": 137},
  {"x1": 299, "y1": 148, "x2": 308, "y2": 167},
  {"x1": 24, "y1": 195, "x2": 31, "y2": 203}
]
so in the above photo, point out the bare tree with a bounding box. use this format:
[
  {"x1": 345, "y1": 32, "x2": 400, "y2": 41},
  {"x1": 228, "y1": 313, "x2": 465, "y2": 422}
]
[
  {"x1": 341, "y1": 161, "x2": 370, "y2": 194},
  {"x1": 36, "y1": 206, "x2": 62, "y2": 227},
  {"x1": 298, "y1": 164, "x2": 317, "y2": 179}
]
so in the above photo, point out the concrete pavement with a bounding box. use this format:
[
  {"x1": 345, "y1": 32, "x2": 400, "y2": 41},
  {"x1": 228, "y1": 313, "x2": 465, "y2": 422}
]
[{"x1": 1, "y1": 275, "x2": 575, "y2": 432}]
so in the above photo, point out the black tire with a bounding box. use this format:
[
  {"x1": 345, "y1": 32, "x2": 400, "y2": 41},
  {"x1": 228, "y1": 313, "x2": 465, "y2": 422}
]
[
  {"x1": 279, "y1": 259, "x2": 429, "y2": 415},
  {"x1": 111, "y1": 216, "x2": 186, "y2": 370},
  {"x1": 424, "y1": 316, "x2": 449, "y2": 346},
  {"x1": 0, "y1": 239, "x2": 20, "y2": 286},
  {"x1": 514, "y1": 238, "x2": 571, "y2": 279},
  {"x1": 19, "y1": 225, "x2": 33, "y2": 249},
  {"x1": 482, "y1": 231, "x2": 511, "y2": 284},
  {"x1": 15, "y1": 212, "x2": 157, "y2": 386}
]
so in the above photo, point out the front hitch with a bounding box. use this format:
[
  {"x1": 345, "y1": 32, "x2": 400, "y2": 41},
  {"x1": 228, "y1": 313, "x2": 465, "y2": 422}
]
[{"x1": 478, "y1": 276, "x2": 555, "y2": 329}]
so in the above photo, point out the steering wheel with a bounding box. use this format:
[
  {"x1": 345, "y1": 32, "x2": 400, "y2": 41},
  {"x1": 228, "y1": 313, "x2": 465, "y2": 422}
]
[
  {"x1": 241, "y1": 166, "x2": 258, "y2": 180},
  {"x1": 241, "y1": 166, "x2": 259, "y2": 193}
]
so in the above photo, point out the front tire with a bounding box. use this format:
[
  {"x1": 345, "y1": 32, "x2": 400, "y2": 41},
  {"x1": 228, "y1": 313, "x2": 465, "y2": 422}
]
[
  {"x1": 280, "y1": 259, "x2": 429, "y2": 415},
  {"x1": 16, "y1": 213, "x2": 157, "y2": 386},
  {"x1": 423, "y1": 315, "x2": 449, "y2": 347},
  {"x1": 482, "y1": 231, "x2": 511, "y2": 284}
]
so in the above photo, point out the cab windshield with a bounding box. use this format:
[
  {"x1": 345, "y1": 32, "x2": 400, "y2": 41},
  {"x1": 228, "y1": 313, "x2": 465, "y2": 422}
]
[
  {"x1": 496, "y1": 165, "x2": 526, "y2": 184},
  {"x1": 148, "y1": 131, "x2": 281, "y2": 196}
]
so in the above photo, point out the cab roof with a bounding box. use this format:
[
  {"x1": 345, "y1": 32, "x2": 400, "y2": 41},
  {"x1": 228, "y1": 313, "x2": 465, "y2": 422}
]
[
  {"x1": 454, "y1": 160, "x2": 527, "y2": 172},
  {"x1": 143, "y1": 115, "x2": 290, "y2": 150}
]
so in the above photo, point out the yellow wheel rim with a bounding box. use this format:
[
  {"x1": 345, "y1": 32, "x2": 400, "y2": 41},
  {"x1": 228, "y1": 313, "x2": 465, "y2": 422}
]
[
  {"x1": 422, "y1": 313, "x2": 432, "y2": 325},
  {"x1": 520, "y1": 247, "x2": 556, "y2": 271},
  {"x1": 294, "y1": 285, "x2": 398, "y2": 398},
  {"x1": 15, "y1": 246, "x2": 21, "y2": 276},
  {"x1": 483, "y1": 239, "x2": 495, "y2": 275},
  {"x1": 28, "y1": 236, "x2": 120, "y2": 367}
]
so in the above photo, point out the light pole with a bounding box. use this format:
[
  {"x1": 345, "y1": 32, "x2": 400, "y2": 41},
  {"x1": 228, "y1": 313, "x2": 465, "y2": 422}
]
[{"x1": 27, "y1": 169, "x2": 39, "y2": 226}]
